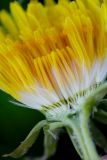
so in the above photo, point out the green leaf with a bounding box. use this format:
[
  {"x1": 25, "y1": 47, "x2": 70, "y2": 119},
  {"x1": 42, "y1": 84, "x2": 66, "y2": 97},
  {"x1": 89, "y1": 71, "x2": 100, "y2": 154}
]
[
  {"x1": 90, "y1": 122, "x2": 107, "y2": 153},
  {"x1": 3, "y1": 120, "x2": 47, "y2": 158}
]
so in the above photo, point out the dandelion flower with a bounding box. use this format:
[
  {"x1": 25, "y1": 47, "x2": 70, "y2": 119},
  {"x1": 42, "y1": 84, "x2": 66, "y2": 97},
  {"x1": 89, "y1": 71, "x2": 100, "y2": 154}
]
[{"x1": 1, "y1": 0, "x2": 107, "y2": 160}]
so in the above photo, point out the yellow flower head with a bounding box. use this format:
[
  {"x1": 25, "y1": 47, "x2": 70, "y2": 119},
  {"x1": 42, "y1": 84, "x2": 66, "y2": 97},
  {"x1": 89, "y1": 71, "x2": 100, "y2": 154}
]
[{"x1": 0, "y1": 0, "x2": 107, "y2": 119}]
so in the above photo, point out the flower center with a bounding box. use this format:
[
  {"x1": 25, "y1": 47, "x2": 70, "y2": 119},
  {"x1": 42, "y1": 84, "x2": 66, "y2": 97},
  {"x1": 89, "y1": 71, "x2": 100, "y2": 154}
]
[{"x1": 42, "y1": 82, "x2": 102, "y2": 120}]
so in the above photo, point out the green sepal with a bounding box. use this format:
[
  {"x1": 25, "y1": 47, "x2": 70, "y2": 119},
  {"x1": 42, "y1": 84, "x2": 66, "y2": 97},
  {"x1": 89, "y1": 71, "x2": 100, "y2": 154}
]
[
  {"x1": 95, "y1": 99, "x2": 107, "y2": 111},
  {"x1": 43, "y1": 126, "x2": 59, "y2": 159},
  {"x1": 3, "y1": 120, "x2": 47, "y2": 158},
  {"x1": 90, "y1": 122, "x2": 107, "y2": 153},
  {"x1": 34, "y1": 121, "x2": 63, "y2": 160},
  {"x1": 43, "y1": 121, "x2": 64, "y2": 159},
  {"x1": 92, "y1": 98, "x2": 107, "y2": 124},
  {"x1": 94, "y1": 109, "x2": 107, "y2": 124},
  {"x1": 99, "y1": 99, "x2": 107, "y2": 105}
]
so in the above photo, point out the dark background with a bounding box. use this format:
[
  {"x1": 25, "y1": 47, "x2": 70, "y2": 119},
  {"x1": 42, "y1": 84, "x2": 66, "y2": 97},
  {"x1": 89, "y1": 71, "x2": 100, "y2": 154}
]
[{"x1": 0, "y1": 0, "x2": 107, "y2": 160}]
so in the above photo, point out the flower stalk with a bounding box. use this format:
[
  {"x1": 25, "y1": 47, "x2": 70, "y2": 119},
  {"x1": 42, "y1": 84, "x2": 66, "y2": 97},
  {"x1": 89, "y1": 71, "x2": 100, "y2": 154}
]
[{"x1": 65, "y1": 114, "x2": 99, "y2": 160}]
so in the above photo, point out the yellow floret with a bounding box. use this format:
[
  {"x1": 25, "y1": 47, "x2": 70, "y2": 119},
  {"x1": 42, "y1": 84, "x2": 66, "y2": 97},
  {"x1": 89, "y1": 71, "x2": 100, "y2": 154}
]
[{"x1": 0, "y1": 0, "x2": 107, "y2": 108}]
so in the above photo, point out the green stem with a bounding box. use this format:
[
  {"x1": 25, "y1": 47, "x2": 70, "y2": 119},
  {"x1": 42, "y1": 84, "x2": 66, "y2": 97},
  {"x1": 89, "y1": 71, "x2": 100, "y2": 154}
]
[
  {"x1": 80, "y1": 110, "x2": 100, "y2": 160},
  {"x1": 68, "y1": 82, "x2": 107, "y2": 160},
  {"x1": 63, "y1": 96, "x2": 100, "y2": 160},
  {"x1": 65, "y1": 114, "x2": 100, "y2": 160},
  {"x1": 66, "y1": 118, "x2": 89, "y2": 160}
]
